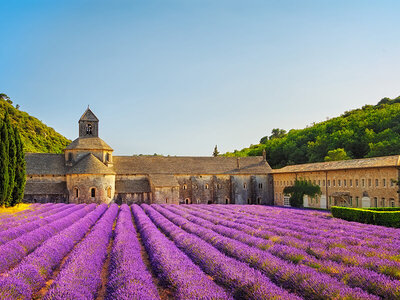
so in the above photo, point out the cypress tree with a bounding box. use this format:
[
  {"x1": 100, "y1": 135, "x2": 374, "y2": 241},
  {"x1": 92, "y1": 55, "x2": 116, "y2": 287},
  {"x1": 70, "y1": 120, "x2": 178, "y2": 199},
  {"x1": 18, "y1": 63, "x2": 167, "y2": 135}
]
[
  {"x1": 11, "y1": 128, "x2": 26, "y2": 206},
  {"x1": 0, "y1": 118, "x2": 9, "y2": 206},
  {"x1": 5, "y1": 113, "x2": 16, "y2": 205}
]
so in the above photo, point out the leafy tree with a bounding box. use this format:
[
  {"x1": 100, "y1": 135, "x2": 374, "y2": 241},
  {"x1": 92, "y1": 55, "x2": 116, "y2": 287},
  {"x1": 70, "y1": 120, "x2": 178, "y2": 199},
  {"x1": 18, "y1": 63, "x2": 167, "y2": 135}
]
[
  {"x1": 269, "y1": 128, "x2": 287, "y2": 140},
  {"x1": 283, "y1": 179, "x2": 321, "y2": 208},
  {"x1": 5, "y1": 113, "x2": 16, "y2": 201},
  {"x1": 11, "y1": 128, "x2": 26, "y2": 206},
  {"x1": 224, "y1": 96, "x2": 400, "y2": 168},
  {"x1": 213, "y1": 145, "x2": 219, "y2": 157},
  {"x1": 0, "y1": 118, "x2": 10, "y2": 206},
  {"x1": 324, "y1": 148, "x2": 350, "y2": 162}
]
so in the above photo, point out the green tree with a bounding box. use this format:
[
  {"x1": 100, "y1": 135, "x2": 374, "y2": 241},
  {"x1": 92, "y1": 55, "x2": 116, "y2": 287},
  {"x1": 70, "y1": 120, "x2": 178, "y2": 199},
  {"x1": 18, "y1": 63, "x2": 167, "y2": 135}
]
[
  {"x1": 0, "y1": 118, "x2": 10, "y2": 206},
  {"x1": 283, "y1": 179, "x2": 321, "y2": 208},
  {"x1": 5, "y1": 112, "x2": 16, "y2": 203},
  {"x1": 324, "y1": 148, "x2": 350, "y2": 162},
  {"x1": 269, "y1": 128, "x2": 287, "y2": 140},
  {"x1": 11, "y1": 128, "x2": 26, "y2": 206},
  {"x1": 213, "y1": 145, "x2": 219, "y2": 157}
]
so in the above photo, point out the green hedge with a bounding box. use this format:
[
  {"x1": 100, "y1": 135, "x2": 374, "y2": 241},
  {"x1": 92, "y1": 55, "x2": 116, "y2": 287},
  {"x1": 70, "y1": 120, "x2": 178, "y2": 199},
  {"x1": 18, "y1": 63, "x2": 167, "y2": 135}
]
[
  {"x1": 331, "y1": 206, "x2": 400, "y2": 228},
  {"x1": 365, "y1": 207, "x2": 400, "y2": 211}
]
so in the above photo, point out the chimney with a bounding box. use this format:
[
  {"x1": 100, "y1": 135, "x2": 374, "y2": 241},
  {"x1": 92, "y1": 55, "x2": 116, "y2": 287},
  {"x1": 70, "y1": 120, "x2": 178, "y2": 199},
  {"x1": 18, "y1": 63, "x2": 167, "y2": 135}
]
[
  {"x1": 262, "y1": 149, "x2": 267, "y2": 161},
  {"x1": 236, "y1": 157, "x2": 240, "y2": 169}
]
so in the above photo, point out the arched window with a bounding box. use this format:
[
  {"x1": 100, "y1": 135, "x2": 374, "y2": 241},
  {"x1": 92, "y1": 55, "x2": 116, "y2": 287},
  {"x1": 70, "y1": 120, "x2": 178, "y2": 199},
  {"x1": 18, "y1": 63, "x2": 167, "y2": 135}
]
[
  {"x1": 86, "y1": 124, "x2": 93, "y2": 135},
  {"x1": 91, "y1": 188, "x2": 96, "y2": 198},
  {"x1": 74, "y1": 187, "x2": 79, "y2": 198},
  {"x1": 185, "y1": 198, "x2": 190, "y2": 204},
  {"x1": 205, "y1": 184, "x2": 209, "y2": 190},
  {"x1": 225, "y1": 198, "x2": 229, "y2": 204},
  {"x1": 244, "y1": 183, "x2": 247, "y2": 189},
  {"x1": 107, "y1": 187, "x2": 111, "y2": 198},
  {"x1": 166, "y1": 198, "x2": 168, "y2": 203},
  {"x1": 257, "y1": 197, "x2": 261, "y2": 204},
  {"x1": 183, "y1": 184, "x2": 187, "y2": 190}
]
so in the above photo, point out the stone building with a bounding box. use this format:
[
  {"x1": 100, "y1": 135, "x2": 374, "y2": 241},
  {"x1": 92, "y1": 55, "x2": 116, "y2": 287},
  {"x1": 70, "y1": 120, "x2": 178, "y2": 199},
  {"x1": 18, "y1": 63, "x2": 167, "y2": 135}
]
[
  {"x1": 24, "y1": 108, "x2": 273, "y2": 205},
  {"x1": 272, "y1": 156, "x2": 400, "y2": 209}
]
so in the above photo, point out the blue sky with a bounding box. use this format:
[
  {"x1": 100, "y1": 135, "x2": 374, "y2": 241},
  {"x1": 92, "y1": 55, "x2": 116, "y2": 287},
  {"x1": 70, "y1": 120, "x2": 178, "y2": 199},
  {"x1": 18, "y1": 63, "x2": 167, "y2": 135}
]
[{"x1": 1, "y1": 0, "x2": 400, "y2": 156}]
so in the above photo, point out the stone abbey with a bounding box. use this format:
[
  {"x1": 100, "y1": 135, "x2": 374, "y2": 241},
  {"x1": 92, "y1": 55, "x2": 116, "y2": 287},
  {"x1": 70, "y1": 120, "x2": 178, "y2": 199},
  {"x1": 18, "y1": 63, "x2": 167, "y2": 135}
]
[
  {"x1": 24, "y1": 108, "x2": 273, "y2": 205},
  {"x1": 24, "y1": 108, "x2": 400, "y2": 208}
]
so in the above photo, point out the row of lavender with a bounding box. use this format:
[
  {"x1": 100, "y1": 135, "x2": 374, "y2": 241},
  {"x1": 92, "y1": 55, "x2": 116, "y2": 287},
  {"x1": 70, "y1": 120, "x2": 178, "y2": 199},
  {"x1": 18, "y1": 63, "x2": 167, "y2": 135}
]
[
  {"x1": 1, "y1": 203, "x2": 399, "y2": 299},
  {"x1": 153, "y1": 204, "x2": 400, "y2": 299}
]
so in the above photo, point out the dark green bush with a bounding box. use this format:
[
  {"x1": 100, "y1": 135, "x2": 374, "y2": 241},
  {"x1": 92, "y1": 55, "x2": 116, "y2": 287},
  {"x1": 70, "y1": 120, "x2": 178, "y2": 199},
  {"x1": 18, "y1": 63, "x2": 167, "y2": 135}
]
[{"x1": 331, "y1": 206, "x2": 400, "y2": 228}]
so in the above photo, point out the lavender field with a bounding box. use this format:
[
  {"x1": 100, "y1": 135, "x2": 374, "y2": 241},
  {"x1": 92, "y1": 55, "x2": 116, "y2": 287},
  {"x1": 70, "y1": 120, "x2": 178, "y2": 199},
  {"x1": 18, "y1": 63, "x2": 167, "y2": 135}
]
[{"x1": 0, "y1": 204, "x2": 399, "y2": 299}]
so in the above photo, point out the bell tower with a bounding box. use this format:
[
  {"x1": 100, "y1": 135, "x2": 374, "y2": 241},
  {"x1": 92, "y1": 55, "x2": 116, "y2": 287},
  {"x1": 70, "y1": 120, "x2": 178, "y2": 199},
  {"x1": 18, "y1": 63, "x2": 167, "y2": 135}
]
[{"x1": 79, "y1": 107, "x2": 99, "y2": 137}]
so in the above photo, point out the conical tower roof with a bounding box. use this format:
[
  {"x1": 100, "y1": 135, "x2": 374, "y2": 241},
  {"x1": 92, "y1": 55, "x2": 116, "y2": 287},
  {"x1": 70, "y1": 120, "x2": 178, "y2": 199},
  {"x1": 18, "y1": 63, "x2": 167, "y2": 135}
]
[{"x1": 67, "y1": 153, "x2": 115, "y2": 175}]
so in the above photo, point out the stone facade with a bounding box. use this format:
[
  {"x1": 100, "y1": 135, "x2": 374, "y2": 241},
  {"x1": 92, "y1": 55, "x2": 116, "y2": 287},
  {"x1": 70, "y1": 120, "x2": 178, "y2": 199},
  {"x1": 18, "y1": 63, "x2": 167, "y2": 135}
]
[
  {"x1": 23, "y1": 108, "x2": 273, "y2": 205},
  {"x1": 272, "y1": 157, "x2": 400, "y2": 208}
]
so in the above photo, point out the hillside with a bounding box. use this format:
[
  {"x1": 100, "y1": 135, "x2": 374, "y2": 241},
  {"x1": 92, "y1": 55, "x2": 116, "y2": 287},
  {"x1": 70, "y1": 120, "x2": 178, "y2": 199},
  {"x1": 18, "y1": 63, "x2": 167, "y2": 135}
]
[
  {"x1": 0, "y1": 95, "x2": 71, "y2": 153},
  {"x1": 224, "y1": 96, "x2": 400, "y2": 169}
]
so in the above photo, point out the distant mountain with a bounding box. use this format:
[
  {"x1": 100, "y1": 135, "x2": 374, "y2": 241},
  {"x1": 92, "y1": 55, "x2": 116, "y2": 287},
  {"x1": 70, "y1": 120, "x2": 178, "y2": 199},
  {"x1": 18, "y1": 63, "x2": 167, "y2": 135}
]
[
  {"x1": 224, "y1": 96, "x2": 400, "y2": 169},
  {"x1": 0, "y1": 94, "x2": 71, "y2": 153}
]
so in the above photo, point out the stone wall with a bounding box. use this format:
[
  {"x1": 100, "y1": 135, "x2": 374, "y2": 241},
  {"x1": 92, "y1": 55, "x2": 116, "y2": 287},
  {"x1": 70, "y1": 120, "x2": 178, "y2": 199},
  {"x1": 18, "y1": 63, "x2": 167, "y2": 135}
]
[
  {"x1": 273, "y1": 167, "x2": 400, "y2": 208},
  {"x1": 66, "y1": 174, "x2": 115, "y2": 204}
]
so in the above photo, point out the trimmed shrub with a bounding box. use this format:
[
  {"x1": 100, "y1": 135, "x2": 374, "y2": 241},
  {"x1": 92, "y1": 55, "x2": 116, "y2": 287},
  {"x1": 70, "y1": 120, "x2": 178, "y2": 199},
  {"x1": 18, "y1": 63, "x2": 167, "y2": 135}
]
[{"x1": 331, "y1": 206, "x2": 400, "y2": 228}]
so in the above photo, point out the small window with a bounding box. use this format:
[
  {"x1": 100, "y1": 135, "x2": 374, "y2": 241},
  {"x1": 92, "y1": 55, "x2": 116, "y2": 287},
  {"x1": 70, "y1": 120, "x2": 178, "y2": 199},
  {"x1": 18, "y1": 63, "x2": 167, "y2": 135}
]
[
  {"x1": 349, "y1": 196, "x2": 353, "y2": 206},
  {"x1": 183, "y1": 184, "x2": 187, "y2": 190},
  {"x1": 107, "y1": 187, "x2": 111, "y2": 198},
  {"x1": 106, "y1": 153, "x2": 110, "y2": 161},
  {"x1": 327, "y1": 180, "x2": 330, "y2": 187},
  {"x1": 350, "y1": 179, "x2": 353, "y2": 187},
  {"x1": 68, "y1": 153, "x2": 73, "y2": 162},
  {"x1": 225, "y1": 198, "x2": 229, "y2": 204},
  {"x1": 343, "y1": 179, "x2": 346, "y2": 187},
  {"x1": 356, "y1": 179, "x2": 359, "y2": 187},
  {"x1": 374, "y1": 197, "x2": 378, "y2": 207},
  {"x1": 375, "y1": 179, "x2": 379, "y2": 187},
  {"x1": 166, "y1": 198, "x2": 168, "y2": 203},
  {"x1": 333, "y1": 180, "x2": 336, "y2": 187},
  {"x1": 86, "y1": 124, "x2": 93, "y2": 135},
  {"x1": 257, "y1": 197, "x2": 261, "y2": 204},
  {"x1": 368, "y1": 179, "x2": 372, "y2": 187},
  {"x1": 91, "y1": 188, "x2": 96, "y2": 198},
  {"x1": 243, "y1": 183, "x2": 247, "y2": 189},
  {"x1": 338, "y1": 180, "x2": 341, "y2": 187},
  {"x1": 185, "y1": 198, "x2": 190, "y2": 204},
  {"x1": 391, "y1": 180, "x2": 395, "y2": 187},
  {"x1": 313, "y1": 180, "x2": 316, "y2": 185},
  {"x1": 205, "y1": 184, "x2": 209, "y2": 190},
  {"x1": 383, "y1": 179, "x2": 386, "y2": 187},
  {"x1": 391, "y1": 199, "x2": 395, "y2": 207},
  {"x1": 258, "y1": 183, "x2": 263, "y2": 189},
  {"x1": 74, "y1": 187, "x2": 79, "y2": 198},
  {"x1": 382, "y1": 198, "x2": 385, "y2": 207},
  {"x1": 323, "y1": 180, "x2": 325, "y2": 186},
  {"x1": 247, "y1": 198, "x2": 251, "y2": 204},
  {"x1": 362, "y1": 179, "x2": 365, "y2": 187},
  {"x1": 318, "y1": 180, "x2": 321, "y2": 186}
]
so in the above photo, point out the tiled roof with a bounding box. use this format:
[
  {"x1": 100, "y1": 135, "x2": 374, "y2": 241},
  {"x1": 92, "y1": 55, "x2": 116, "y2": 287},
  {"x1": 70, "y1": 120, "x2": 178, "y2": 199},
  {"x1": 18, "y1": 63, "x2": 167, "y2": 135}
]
[
  {"x1": 115, "y1": 179, "x2": 151, "y2": 193},
  {"x1": 64, "y1": 137, "x2": 113, "y2": 151},
  {"x1": 26, "y1": 153, "x2": 65, "y2": 175},
  {"x1": 272, "y1": 155, "x2": 400, "y2": 173},
  {"x1": 149, "y1": 174, "x2": 179, "y2": 187},
  {"x1": 67, "y1": 153, "x2": 116, "y2": 175},
  {"x1": 24, "y1": 182, "x2": 67, "y2": 195},
  {"x1": 113, "y1": 156, "x2": 271, "y2": 175}
]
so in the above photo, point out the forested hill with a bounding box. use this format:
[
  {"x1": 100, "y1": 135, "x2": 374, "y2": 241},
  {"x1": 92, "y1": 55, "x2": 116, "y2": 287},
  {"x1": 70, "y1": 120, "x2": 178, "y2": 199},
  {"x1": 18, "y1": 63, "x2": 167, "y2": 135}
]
[
  {"x1": 0, "y1": 94, "x2": 71, "y2": 153},
  {"x1": 224, "y1": 96, "x2": 400, "y2": 169}
]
